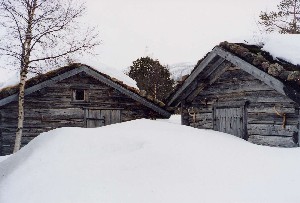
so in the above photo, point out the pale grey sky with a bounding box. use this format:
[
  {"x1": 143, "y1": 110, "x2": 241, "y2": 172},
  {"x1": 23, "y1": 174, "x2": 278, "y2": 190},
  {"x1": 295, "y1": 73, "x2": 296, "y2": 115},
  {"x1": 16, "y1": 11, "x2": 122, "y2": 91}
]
[{"x1": 84, "y1": 0, "x2": 279, "y2": 69}]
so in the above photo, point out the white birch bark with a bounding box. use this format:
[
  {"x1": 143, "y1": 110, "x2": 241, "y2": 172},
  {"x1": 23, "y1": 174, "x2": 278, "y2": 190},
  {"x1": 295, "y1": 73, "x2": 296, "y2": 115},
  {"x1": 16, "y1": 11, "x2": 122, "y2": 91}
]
[{"x1": 13, "y1": 0, "x2": 37, "y2": 153}]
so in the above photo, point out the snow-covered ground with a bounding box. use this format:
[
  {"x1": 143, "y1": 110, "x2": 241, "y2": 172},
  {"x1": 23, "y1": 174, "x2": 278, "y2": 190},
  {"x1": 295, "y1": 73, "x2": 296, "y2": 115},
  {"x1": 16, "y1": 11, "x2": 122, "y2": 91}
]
[
  {"x1": 0, "y1": 155, "x2": 10, "y2": 163},
  {"x1": 1, "y1": 117, "x2": 300, "y2": 203}
]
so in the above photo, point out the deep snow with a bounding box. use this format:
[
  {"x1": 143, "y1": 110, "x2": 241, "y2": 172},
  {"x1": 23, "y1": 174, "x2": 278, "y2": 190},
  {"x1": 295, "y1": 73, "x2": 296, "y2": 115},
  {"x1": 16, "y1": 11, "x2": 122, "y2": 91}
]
[{"x1": 0, "y1": 118, "x2": 300, "y2": 203}]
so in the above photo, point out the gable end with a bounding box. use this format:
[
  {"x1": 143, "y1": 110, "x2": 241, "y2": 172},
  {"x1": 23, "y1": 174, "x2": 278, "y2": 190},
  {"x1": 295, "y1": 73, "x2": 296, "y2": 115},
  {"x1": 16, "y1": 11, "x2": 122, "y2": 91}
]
[{"x1": 0, "y1": 66, "x2": 171, "y2": 118}]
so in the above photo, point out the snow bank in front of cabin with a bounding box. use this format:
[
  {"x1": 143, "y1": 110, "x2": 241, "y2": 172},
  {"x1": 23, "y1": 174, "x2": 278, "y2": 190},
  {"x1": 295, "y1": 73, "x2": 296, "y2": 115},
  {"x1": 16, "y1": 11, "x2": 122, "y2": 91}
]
[
  {"x1": 1, "y1": 119, "x2": 300, "y2": 203},
  {"x1": 0, "y1": 155, "x2": 10, "y2": 163}
]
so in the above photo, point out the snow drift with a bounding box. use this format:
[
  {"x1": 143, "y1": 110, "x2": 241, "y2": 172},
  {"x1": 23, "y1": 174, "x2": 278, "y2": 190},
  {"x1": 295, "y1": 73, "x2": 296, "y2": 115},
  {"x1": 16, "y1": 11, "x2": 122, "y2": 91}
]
[{"x1": 0, "y1": 119, "x2": 300, "y2": 203}]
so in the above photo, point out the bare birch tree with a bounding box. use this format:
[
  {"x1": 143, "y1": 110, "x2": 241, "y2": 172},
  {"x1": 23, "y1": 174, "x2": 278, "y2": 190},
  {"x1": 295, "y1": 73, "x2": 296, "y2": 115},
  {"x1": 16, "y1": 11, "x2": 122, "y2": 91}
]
[{"x1": 0, "y1": 0, "x2": 100, "y2": 153}]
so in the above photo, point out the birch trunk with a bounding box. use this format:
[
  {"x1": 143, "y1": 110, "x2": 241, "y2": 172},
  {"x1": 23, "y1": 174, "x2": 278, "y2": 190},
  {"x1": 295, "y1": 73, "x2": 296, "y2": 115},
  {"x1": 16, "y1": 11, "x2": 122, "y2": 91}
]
[
  {"x1": 13, "y1": 71, "x2": 27, "y2": 153},
  {"x1": 13, "y1": 0, "x2": 37, "y2": 153}
]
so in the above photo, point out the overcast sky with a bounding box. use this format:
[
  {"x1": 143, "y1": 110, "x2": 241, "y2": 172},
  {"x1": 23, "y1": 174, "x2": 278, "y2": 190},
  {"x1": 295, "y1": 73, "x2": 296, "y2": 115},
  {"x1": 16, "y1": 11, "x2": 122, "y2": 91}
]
[{"x1": 83, "y1": 0, "x2": 279, "y2": 69}]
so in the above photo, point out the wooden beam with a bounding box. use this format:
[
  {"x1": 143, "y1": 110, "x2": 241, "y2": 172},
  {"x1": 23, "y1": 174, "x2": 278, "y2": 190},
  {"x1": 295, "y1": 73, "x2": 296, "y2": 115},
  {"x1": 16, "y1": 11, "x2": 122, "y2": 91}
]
[
  {"x1": 0, "y1": 66, "x2": 171, "y2": 118},
  {"x1": 186, "y1": 61, "x2": 232, "y2": 102},
  {"x1": 213, "y1": 100, "x2": 249, "y2": 108},
  {"x1": 169, "y1": 56, "x2": 224, "y2": 107},
  {"x1": 0, "y1": 67, "x2": 85, "y2": 107},
  {"x1": 198, "y1": 57, "x2": 225, "y2": 79},
  {"x1": 297, "y1": 108, "x2": 300, "y2": 147},
  {"x1": 81, "y1": 66, "x2": 171, "y2": 118},
  {"x1": 186, "y1": 83, "x2": 206, "y2": 103},
  {"x1": 213, "y1": 47, "x2": 300, "y2": 104},
  {"x1": 180, "y1": 100, "x2": 189, "y2": 126},
  {"x1": 167, "y1": 52, "x2": 217, "y2": 106}
]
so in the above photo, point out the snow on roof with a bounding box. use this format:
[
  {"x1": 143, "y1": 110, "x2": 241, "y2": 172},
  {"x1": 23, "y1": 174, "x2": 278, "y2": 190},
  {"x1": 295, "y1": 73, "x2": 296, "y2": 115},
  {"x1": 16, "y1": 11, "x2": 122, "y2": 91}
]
[
  {"x1": 261, "y1": 34, "x2": 300, "y2": 66},
  {"x1": 1, "y1": 119, "x2": 300, "y2": 203},
  {"x1": 78, "y1": 58, "x2": 138, "y2": 89},
  {"x1": 0, "y1": 69, "x2": 19, "y2": 90},
  {"x1": 0, "y1": 62, "x2": 138, "y2": 91},
  {"x1": 233, "y1": 34, "x2": 300, "y2": 66}
]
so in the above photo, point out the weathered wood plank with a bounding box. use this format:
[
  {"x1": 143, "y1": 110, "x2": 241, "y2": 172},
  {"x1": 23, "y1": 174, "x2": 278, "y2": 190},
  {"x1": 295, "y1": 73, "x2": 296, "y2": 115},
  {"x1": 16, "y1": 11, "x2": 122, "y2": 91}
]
[
  {"x1": 0, "y1": 67, "x2": 85, "y2": 107},
  {"x1": 168, "y1": 52, "x2": 217, "y2": 106},
  {"x1": 195, "y1": 90, "x2": 294, "y2": 103},
  {"x1": 0, "y1": 68, "x2": 170, "y2": 155},
  {"x1": 248, "y1": 135, "x2": 298, "y2": 147},
  {"x1": 181, "y1": 100, "x2": 189, "y2": 126},
  {"x1": 296, "y1": 108, "x2": 300, "y2": 146},
  {"x1": 248, "y1": 124, "x2": 297, "y2": 137},
  {"x1": 82, "y1": 66, "x2": 171, "y2": 118},
  {"x1": 213, "y1": 47, "x2": 300, "y2": 104},
  {"x1": 186, "y1": 61, "x2": 232, "y2": 102},
  {"x1": 248, "y1": 112, "x2": 299, "y2": 125}
]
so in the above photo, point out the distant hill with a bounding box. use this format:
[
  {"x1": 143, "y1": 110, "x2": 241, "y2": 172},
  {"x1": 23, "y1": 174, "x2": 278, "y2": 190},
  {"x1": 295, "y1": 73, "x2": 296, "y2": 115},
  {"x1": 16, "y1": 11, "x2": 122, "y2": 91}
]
[{"x1": 168, "y1": 62, "x2": 196, "y2": 82}]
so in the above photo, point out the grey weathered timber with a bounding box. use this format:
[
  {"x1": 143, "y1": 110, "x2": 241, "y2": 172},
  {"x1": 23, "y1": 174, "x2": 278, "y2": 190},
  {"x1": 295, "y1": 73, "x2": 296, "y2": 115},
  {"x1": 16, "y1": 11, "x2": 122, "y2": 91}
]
[
  {"x1": 81, "y1": 66, "x2": 171, "y2": 118},
  {"x1": 174, "y1": 54, "x2": 299, "y2": 147},
  {"x1": 297, "y1": 108, "x2": 300, "y2": 146},
  {"x1": 181, "y1": 100, "x2": 189, "y2": 126},
  {"x1": 173, "y1": 58, "x2": 227, "y2": 105},
  {"x1": 213, "y1": 47, "x2": 300, "y2": 104},
  {"x1": 213, "y1": 101, "x2": 247, "y2": 139},
  {"x1": 186, "y1": 61, "x2": 232, "y2": 102},
  {"x1": 0, "y1": 68, "x2": 85, "y2": 107},
  {"x1": 173, "y1": 57, "x2": 228, "y2": 106},
  {"x1": 248, "y1": 135, "x2": 297, "y2": 147},
  {"x1": 0, "y1": 66, "x2": 171, "y2": 118},
  {"x1": 213, "y1": 100, "x2": 249, "y2": 108},
  {"x1": 167, "y1": 52, "x2": 217, "y2": 106},
  {"x1": 0, "y1": 67, "x2": 170, "y2": 155},
  {"x1": 84, "y1": 109, "x2": 121, "y2": 127}
]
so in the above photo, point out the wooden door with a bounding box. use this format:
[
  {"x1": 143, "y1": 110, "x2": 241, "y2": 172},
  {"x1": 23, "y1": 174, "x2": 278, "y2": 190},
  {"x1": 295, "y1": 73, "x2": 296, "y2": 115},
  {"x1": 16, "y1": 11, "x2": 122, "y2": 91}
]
[
  {"x1": 85, "y1": 109, "x2": 121, "y2": 128},
  {"x1": 214, "y1": 104, "x2": 247, "y2": 139}
]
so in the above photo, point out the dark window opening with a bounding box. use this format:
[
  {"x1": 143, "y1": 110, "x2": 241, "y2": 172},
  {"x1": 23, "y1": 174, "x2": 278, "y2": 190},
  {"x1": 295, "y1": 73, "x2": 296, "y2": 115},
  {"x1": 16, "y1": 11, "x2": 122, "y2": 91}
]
[{"x1": 74, "y1": 89, "x2": 85, "y2": 101}]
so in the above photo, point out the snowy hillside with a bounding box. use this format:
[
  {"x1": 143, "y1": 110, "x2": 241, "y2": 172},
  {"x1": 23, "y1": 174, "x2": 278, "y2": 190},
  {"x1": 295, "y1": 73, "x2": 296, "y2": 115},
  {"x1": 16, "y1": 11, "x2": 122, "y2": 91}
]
[
  {"x1": 1, "y1": 118, "x2": 300, "y2": 203},
  {"x1": 168, "y1": 62, "x2": 196, "y2": 81}
]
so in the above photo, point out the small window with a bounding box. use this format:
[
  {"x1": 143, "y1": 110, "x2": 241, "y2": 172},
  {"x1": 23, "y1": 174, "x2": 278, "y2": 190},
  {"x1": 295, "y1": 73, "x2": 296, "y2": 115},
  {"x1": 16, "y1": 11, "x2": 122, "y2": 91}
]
[{"x1": 73, "y1": 89, "x2": 85, "y2": 101}]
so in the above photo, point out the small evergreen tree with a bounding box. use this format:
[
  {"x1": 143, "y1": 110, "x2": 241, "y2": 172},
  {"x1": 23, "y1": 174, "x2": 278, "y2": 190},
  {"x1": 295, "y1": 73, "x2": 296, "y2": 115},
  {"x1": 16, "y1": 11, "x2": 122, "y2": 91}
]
[
  {"x1": 128, "y1": 57, "x2": 174, "y2": 101},
  {"x1": 259, "y1": 0, "x2": 300, "y2": 34}
]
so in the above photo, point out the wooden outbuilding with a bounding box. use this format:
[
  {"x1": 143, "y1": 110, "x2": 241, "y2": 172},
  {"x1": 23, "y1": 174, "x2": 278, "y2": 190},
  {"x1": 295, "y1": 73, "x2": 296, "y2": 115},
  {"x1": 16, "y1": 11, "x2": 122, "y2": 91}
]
[
  {"x1": 0, "y1": 64, "x2": 171, "y2": 155},
  {"x1": 168, "y1": 42, "x2": 300, "y2": 147}
]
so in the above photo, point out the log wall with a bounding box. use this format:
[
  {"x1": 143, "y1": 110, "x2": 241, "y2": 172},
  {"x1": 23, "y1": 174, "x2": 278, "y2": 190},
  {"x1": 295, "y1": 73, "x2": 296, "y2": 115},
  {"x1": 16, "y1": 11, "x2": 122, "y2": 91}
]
[
  {"x1": 184, "y1": 67, "x2": 299, "y2": 147},
  {"x1": 0, "y1": 72, "x2": 162, "y2": 155}
]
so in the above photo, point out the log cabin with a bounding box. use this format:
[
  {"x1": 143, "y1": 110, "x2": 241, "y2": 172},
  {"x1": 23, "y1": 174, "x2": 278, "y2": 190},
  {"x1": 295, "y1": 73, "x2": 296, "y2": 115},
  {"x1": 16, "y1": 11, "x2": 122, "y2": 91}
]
[
  {"x1": 167, "y1": 42, "x2": 300, "y2": 147},
  {"x1": 0, "y1": 64, "x2": 171, "y2": 155}
]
